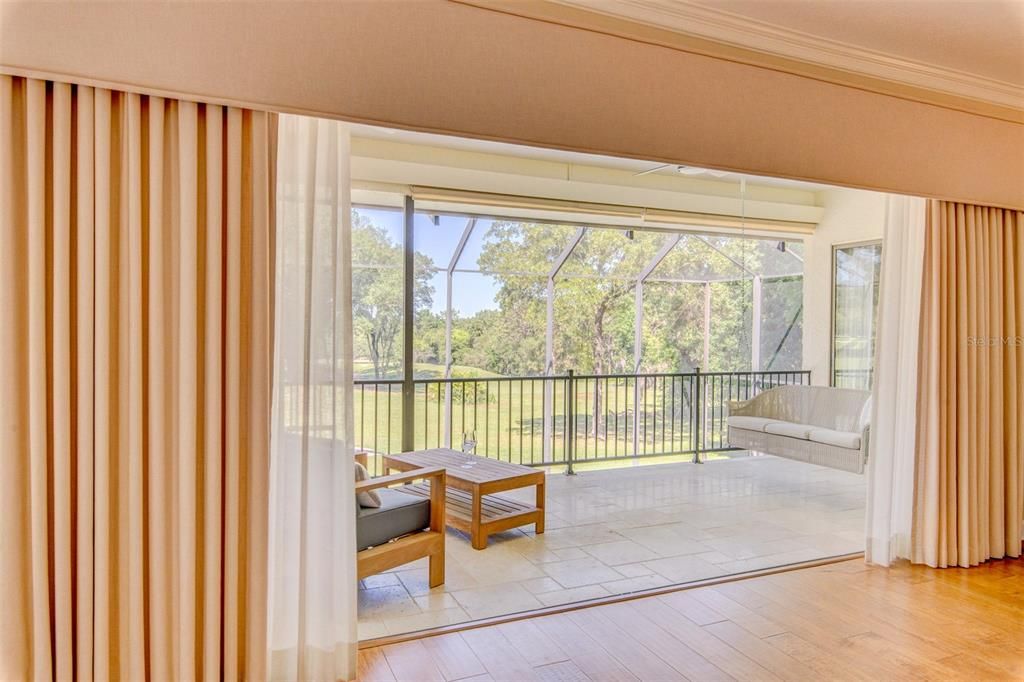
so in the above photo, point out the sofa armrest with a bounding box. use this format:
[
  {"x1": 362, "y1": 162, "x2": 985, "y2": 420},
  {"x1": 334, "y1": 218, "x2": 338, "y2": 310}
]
[
  {"x1": 356, "y1": 466, "x2": 446, "y2": 493},
  {"x1": 726, "y1": 399, "x2": 755, "y2": 416},
  {"x1": 356, "y1": 467, "x2": 447, "y2": 534}
]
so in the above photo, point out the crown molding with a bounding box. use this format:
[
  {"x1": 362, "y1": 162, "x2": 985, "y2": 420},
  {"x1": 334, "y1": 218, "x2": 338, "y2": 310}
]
[
  {"x1": 456, "y1": 0, "x2": 1023, "y2": 123},
  {"x1": 557, "y1": 0, "x2": 1023, "y2": 110}
]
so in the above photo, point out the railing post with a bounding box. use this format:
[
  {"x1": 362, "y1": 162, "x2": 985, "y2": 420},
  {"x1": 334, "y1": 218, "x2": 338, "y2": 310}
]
[
  {"x1": 631, "y1": 375, "x2": 640, "y2": 458},
  {"x1": 443, "y1": 382, "x2": 453, "y2": 448},
  {"x1": 565, "y1": 369, "x2": 576, "y2": 476},
  {"x1": 693, "y1": 366, "x2": 702, "y2": 464},
  {"x1": 542, "y1": 377, "x2": 553, "y2": 463}
]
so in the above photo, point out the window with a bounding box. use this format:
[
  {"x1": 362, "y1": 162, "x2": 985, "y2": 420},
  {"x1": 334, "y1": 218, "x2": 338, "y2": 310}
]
[{"x1": 831, "y1": 241, "x2": 882, "y2": 389}]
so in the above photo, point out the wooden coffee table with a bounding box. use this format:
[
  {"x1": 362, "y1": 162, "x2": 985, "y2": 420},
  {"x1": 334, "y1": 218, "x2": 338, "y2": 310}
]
[{"x1": 383, "y1": 448, "x2": 545, "y2": 550}]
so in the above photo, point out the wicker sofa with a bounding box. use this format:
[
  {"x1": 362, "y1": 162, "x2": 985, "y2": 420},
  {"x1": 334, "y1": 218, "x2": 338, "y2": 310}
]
[{"x1": 726, "y1": 385, "x2": 871, "y2": 474}]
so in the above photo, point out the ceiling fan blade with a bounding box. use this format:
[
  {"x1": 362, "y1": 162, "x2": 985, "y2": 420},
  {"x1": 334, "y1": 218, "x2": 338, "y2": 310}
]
[{"x1": 633, "y1": 163, "x2": 674, "y2": 177}]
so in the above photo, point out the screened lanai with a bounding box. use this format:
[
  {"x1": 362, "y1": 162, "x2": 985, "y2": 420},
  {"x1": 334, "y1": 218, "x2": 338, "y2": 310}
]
[
  {"x1": 342, "y1": 140, "x2": 874, "y2": 642},
  {"x1": 348, "y1": 202, "x2": 868, "y2": 644},
  {"x1": 348, "y1": 202, "x2": 807, "y2": 470}
]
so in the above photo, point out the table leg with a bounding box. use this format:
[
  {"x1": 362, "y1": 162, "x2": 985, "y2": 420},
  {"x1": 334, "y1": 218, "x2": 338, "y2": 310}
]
[
  {"x1": 535, "y1": 479, "x2": 546, "y2": 534},
  {"x1": 471, "y1": 488, "x2": 486, "y2": 550}
]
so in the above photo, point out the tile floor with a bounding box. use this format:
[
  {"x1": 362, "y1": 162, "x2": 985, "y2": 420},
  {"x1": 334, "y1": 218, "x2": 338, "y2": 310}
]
[{"x1": 357, "y1": 453, "x2": 866, "y2": 639}]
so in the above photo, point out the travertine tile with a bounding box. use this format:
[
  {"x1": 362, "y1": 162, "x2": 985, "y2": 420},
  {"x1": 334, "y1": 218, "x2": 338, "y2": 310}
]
[
  {"x1": 614, "y1": 562, "x2": 656, "y2": 578},
  {"x1": 535, "y1": 584, "x2": 611, "y2": 607},
  {"x1": 414, "y1": 591, "x2": 461, "y2": 612},
  {"x1": 600, "y1": 573, "x2": 674, "y2": 593},
  {"x1": 357, "y1": 618, "x2": 389, "y2": 641},
  {"x1": 640, "y1": 554, "x2": 728, "y2": 583},
  {"x1": 357, "y1": 455, "x2": 865, "y2": 637},
  {"x1": 583, "y1": 539, "x2": 662, "y2": 566},
  {"x1": 542, "y1": 557, "x2": 624, "y2": 588},
  {"x1": 382, "y1": 607, "x2": 470, "y2": 635},
  {"x1": 451, "y1": 583, "x2": 544, "y2": 620},
  {"x1": 520, "y1": 577, "x2": 565, "y2": 594},
  {"x1": 358, "y1": 585, "x2": 421, "y2": 619}
]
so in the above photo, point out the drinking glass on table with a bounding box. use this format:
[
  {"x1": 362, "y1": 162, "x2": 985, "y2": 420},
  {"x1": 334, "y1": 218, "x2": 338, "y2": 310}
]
[{"x1": 461, "y1": 430, "x2": 477, "y2": 457}]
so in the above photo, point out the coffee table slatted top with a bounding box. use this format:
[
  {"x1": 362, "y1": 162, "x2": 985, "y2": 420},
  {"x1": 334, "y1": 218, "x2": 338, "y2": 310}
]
[{"x1": 383, "y1": 449, "x2": 542, "y2": 494}]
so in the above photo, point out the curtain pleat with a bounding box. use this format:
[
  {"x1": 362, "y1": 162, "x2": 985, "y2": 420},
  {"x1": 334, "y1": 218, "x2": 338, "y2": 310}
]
[
  {"x1": 0, "y1": 75, "x2": 275, "y2": 681},
  {"x1": 913, "y1": 200, "x2": 1024, "y2": 567}
]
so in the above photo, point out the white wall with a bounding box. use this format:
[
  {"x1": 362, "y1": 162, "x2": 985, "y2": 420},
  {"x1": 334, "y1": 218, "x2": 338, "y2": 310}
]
[{"x1": 803, "y1": 188, "x2": 887, "y2": 385}]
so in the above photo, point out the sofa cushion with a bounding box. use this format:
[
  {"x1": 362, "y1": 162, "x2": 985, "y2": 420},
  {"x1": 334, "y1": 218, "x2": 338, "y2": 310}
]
[
  {"x1": 727, "y1": 416, "x2": 780, "y2": 432},
  {"x1": 357, "y1": 487, "x2": 431, "y2": 551},
  {"x1": 808, "y1": 428, "x2": 862, "y2": 450},
  {"x1": 764, "y1": 421, "x2": 813, "y2": 440}
]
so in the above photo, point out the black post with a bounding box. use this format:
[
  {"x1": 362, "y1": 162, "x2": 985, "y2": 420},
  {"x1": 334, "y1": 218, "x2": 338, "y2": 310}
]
[
  {"x1": 693, "y1": 366, "x2": 702, "y2": 464},
  {"x1": 401, "y1": 195, "x2": 416, "y2": 453},
  {"x1": 565, "y1": 370, "x2": 576, "y2": 475}
]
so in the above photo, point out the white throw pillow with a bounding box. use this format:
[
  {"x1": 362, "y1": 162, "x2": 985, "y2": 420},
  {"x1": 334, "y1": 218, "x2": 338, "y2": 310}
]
[{"x1": 355, "y1": 461, "x2": 382, "y2": 508}]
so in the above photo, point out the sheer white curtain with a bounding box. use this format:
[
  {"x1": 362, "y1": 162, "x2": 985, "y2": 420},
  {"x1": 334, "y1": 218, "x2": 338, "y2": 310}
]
[
  {"x1": 268, "y1": 115, "x2": 357, "y2": 681},
  {"x1": 865, "y1": 194, "x2": 926, "y2": 565}
]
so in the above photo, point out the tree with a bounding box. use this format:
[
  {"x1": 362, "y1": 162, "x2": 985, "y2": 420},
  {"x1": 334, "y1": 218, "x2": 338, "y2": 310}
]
[{"x1": 351, "y1": 209, "x2": 435, "y2": 378}]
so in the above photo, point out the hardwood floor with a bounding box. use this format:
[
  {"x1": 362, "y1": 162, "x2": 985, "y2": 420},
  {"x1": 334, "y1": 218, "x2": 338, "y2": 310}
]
[{"x1": 357, "y1": 557, "x2": 1024, "y2": 681}]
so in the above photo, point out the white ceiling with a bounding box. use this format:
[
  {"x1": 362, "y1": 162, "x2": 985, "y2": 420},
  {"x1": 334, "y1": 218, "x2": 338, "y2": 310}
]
[
  {"x1": 349, "y1": 123, "x2": 834, "y2": 191},
  {"x1": 555, "y1": 0, "x2": 1024, "y2": 106}
]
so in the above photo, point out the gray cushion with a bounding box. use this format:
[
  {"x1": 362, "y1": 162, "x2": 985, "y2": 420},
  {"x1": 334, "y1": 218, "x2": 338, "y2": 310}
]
[
  {"x1": 356, "y1": 487, "x2": 431, "y2": 551},
  {"x1": 808, "y1": 428, "x2": 862, "y2": 450},
  {"x1": 727, "y1": 416, "x2": 780, "y2": 432},
  {"x1": 764, "y1": 421, "x2": 813, "y2": 440}
]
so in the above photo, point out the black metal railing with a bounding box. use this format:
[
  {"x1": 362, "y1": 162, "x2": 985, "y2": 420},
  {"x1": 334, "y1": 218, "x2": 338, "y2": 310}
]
[{"x1": 321, "y1": 368, "x2": 810, "y2": 475}]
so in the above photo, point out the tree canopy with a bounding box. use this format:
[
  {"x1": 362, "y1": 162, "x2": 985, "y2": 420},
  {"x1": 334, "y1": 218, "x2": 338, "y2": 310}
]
[{"x1": 352, "y1": 210, "x2": 804, "y2": 380}]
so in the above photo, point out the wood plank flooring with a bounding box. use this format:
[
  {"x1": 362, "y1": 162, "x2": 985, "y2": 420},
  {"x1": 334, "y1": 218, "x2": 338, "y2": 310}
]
[{"x1": 358, "y1": 557, "x2": 1024, "y2": 681}]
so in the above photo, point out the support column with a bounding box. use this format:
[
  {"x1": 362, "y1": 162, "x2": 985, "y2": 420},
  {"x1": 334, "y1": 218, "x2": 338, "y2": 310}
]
[
  {"x1": 543, "y1": 277, "x2": 554, "y2": 462},
  {"x1": 543, "y1": 227, "x2": 585, "y2": 463},
  {"x1": 442, "y1": 218, "x2": 475, "y2": 447},
  {"x1": 444, "y1": 269, "x2": 454, "y2": 447},
  {"x1": 401, "y1": 195, "x2": 415, "y2": 453},
  {"x1": 632, "y1": 282, "x2": 643, "y2": 458},
  {"x1": 703, "y1": 282, "x2": 712, "y2": 371},
  {"x1": 633, "y1": 282, "x2": 643, "y2": 373},
  {"x1": 751, "y1": 275, "x2": 762, "y2": 371}
]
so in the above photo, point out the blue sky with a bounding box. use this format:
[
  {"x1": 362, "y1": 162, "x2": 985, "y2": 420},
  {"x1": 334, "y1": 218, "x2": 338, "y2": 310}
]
[{"x1": 354, "y1": 206, "x2": 502, "y2": 316}]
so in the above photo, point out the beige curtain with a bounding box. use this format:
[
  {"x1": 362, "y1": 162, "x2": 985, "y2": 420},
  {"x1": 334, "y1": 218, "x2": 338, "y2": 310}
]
[
  {"x1": 913, "y1": 200, "x2": 1024, "y2": 568},
  {"x1": 0, "y1": 76, "x2": 276, "y2": 680}
]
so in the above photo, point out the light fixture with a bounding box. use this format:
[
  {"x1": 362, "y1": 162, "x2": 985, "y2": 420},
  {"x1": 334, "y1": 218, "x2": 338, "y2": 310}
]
[
  {"x1": 680, "y1": 166, "x2": 730, "y2": 178},
  {"x1": 633, "y1": 163, "x2": 730, "y2": 178}
]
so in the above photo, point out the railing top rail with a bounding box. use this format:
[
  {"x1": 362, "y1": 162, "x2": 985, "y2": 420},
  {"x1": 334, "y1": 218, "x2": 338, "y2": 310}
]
[
  {"x1": 353, "y1": 368, "x2": 811, "y2": 386},
  {"x1": 698, "y1": 370, "x2": 810, "y2": 377}
]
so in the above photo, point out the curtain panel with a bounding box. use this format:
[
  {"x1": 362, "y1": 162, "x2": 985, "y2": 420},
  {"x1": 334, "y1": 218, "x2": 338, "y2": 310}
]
[
  {"x1": 0, "y1": 76, "x2": 276, "y2": 680},
  {"x1": 913, "y1": 201, "x2": 1024, "y2": 567},
  {"x1": 268, "y1": 115, "x2": 357, "y2": 682},
  {"x1": 865, "y1": 195, "x2": 926, "y2": 566}
]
